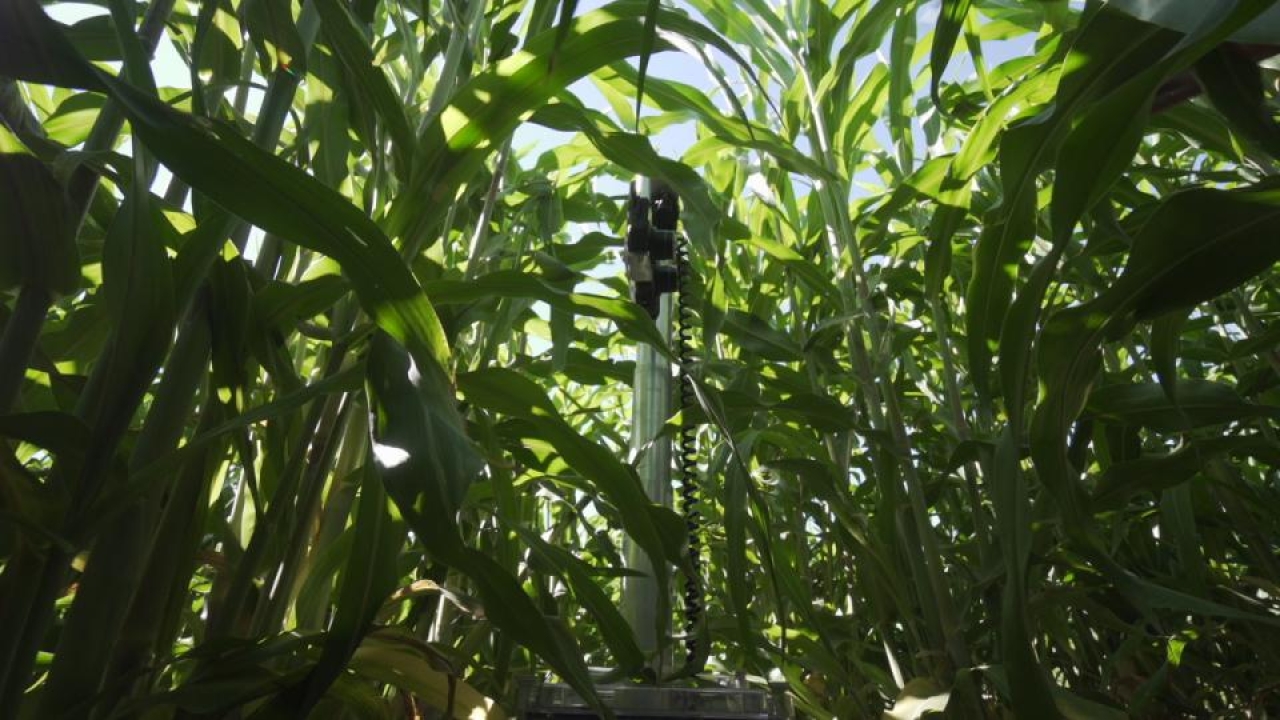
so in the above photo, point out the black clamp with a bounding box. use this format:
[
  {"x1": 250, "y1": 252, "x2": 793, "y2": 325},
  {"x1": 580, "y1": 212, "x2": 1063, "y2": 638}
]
[{"x1": 624, "y1": 178, "x2": 681, "y2": 319}]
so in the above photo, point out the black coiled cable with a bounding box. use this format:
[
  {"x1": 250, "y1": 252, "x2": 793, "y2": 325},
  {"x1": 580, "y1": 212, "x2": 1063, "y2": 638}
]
[{"x1": 675, "y1": 236, "x2": 702, "y2": 664}]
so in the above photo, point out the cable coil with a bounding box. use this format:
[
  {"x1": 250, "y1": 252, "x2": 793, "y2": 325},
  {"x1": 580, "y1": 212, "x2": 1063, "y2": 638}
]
[{"x1": 675, "y1": 236, "x2": 702, "y2": 664}]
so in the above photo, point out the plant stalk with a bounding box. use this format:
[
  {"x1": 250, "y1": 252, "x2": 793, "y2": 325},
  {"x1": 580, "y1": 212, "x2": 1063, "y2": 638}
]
[{"x1": 0, "y1": 284, "x2": 52, "y2": 413}]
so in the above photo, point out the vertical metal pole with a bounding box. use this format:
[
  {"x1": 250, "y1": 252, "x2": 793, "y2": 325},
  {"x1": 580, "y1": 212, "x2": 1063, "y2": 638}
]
[{"x1": 621, "y1": 178, "x2": 673, "y2": 673}]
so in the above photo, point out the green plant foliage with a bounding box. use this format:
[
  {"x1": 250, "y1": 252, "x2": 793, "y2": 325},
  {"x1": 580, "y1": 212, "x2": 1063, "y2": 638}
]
[{"x1": 4, "y1": 0, "x2": 1280, "y2": 717}]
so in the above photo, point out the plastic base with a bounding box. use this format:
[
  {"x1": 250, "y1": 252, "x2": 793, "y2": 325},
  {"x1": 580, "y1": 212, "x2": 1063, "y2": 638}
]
[{"x1": 515, "y1": 676, "x2": 791, "y2": 719}]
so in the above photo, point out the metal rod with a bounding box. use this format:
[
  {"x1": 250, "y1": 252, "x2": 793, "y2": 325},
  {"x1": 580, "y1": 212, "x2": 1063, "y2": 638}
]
[{"x1": 621, "y1": 174, "x2": 674, "y2": 667}]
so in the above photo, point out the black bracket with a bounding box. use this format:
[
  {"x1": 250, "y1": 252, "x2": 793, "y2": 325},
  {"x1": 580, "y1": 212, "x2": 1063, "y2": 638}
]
[{"x1": 624, "y1": 178, "x2": 680, "y2": 319}]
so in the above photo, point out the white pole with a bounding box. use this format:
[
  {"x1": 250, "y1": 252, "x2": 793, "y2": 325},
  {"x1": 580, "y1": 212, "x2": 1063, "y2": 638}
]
[{"x1": 620, "y1": 177, "x2": 673, "y2": 674}]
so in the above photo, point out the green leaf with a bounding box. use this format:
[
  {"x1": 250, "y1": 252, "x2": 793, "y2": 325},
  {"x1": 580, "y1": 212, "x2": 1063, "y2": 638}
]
[
  {"x1": 1053, "y1": 688, "x2": 1127, "y2": 720},
  {"x1": 986, "y1": 425, "x2": 1061, "y2": 718},
  {"x1": 744, "y1": 236, "x2": 840, "y2": 304},
  {"x1": 314, "y1": 0, "x2": 413, "y2": 174},
  {"x1": 1084, "y1": 380, "x2": 1280, "y2": 432},
  {"x1": 425, "y1": 269, "x2": 671, "y2": 357},
  {"x1": 262, "y1": 464, "x2": 403, "y2": 716},
  {"x1": 1196, "y1": 44, "x2": 1280, "y2": 160},
  {"x1": 389, "y1": 1, "x2": 675, "y2": 246},
  {"x1": 1049, "y1": 1, "x2": 1276, "y2": 245},
  {"x1": 75, "y1": 158, "x2": 176, "y2": 510},
  {"x1": 1087, "y1": 544, "x2": 1280, "y2": 629},
  {"x1": 252, "y1": 275, "x2": 352, "y2": 335},
  {"x1": 458, "y1": 367, "x2": 676, "y2": 566},
  {"x1": 42, "y1": 92, "x2": 105, "y2": 147},
  {"x1": 965, "y1": 5, "x2": 1178, "y2": 399},
  {"x1": 1109, "y1": 0, "x2": 1280, "y2": 42},
  {"x1": 1120, "y1": 183, "x2": 1280, "y2": 320},
  {"x1": 886, "y1": 2, "x2": 916, "y2": 174},
  {"x1": 929, "y1": 0, "x2": 973, "y2": 112},
  {"x1": 0, "y1": 411, "x2": 94, "y2": 479},
  {"x1": 722, "y1": 310, "x2": 803, "y2": 361},
  {"x1": 721, "y1": 431, "x2": 757, "y2": 664},
  {"x1": 109, "y1": 88, "x2": 451, "y2": 375},
  {"x1": 528, "y1": 101, "x2": 744, "y2": 247},
  {"x1": 965, "y1": 135, "x2": 1038, "y2": 401},
  {"x1": 348, "y1": 631, "x2": 507, "y2": 719},
  {"x1": 1092, "y1": 436, "x2": 1280, "y2": 510},
  {"x1": 366, "y1": 332, "x2": 479, "y2": 540},
  {"x1": 63, "y1": 14, "x2": 122, "y2": 62},
  {"x1": 241, "y1": 0, "x2": 305, "y2": 72},
  {"x1": 0, "y1": 0, "x2": 103, "y2": 89},
  {"x1": 1150, "y1": 312, "x2": 1186, "y2": 403},
  {"x1": 1151, "y1": 102, "x2": 1251, "y2": 163},
  {"x1": 772, "y1": 392, "x2": 856, "y2": 433},
  {"x1": 95, "y1": 365, "x2": 366, "y2": 529},
  {"x1": 113, "y1": 635, "x2": 319, "y2": 716},
  {"x1": 367, "y1": 337, "x2": 604, "y2": 714},
  {"x1": 0, "y1": 153, "x2": 79, "y2": 296},
  {"x1": 516, "y1": 528, "x2": 646, "y2": 675},
  {"x1": 596, "y1": 64, "x2": 836, "y2": 182},
  {"x1": 1034, "y1": 180, "x2": 1280, "y2": 529},
  {"x1": 0, "y1": 1, "x2": 453, "y2": 382},
  {"x1": 633, "y1": 0, "x2": 660, "y2": 132}
]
